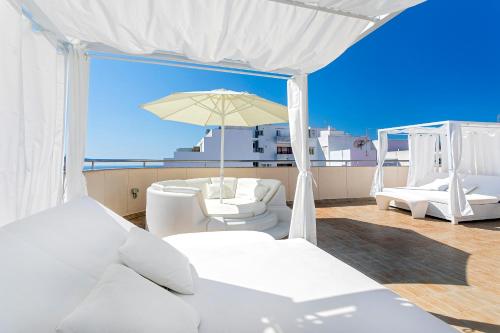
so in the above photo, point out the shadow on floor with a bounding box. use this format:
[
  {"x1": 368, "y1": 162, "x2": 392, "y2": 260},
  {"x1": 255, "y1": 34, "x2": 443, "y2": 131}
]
[
  {"x1": 460, "y1": 221, "x2": 500, "y2": 231},
  {"x1": 315, "y1": 198, "x2": 376, "y2": 208},
  {"x1": 430, "y1": 313, "x2": 500, "y2": 333},
  {"x1": 317, "y1": 217, "x2": 470, "y2": 285}
]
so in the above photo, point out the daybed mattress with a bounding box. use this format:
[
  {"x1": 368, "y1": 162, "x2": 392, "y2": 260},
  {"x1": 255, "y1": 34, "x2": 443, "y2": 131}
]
[
  {"x1": 166, "y1": 232, "x2": 455, "y2": 333},
  {"x1": 383, "y1": 187, "x2": 499, "y2": 205}
]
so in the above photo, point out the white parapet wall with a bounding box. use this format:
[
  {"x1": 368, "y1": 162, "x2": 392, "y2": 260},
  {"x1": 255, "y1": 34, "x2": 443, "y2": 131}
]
[{"x1": 84, "y1": 166, "x2": 409, "y2": 216}]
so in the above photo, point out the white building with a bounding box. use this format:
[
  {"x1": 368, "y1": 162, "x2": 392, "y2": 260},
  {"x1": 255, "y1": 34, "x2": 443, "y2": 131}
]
[{"x1": 166, "y1": 124, "x2": 378, "y2": 167}]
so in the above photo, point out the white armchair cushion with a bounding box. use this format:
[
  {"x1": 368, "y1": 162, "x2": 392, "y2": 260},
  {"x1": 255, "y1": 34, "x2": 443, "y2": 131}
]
[
  {"x1": 259, "y1": 179, "x2": 281, "y2": 203},
  {"x1": 56, "y1": 264, "x2": 200, "y2": 333},
  {"x1": 253, "y1": 184, "x2": 270, "y2": 201},
  {"x1": 205, "y1": 183, "x2": 234, "y2": 199},
  {"x1": 119, "y1": 227, "x2": 194, "y2": 294},
  {"x1": 211, "y1": 177, "x2": 237, "y2": 196},
  {"x1": 235, "y1": 183, "x2": 269, "y2": 201}
]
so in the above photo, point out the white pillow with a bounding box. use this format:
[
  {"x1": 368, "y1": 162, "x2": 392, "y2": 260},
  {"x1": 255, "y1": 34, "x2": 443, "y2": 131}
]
[
  {"x1": 253, "y1": 184, "x2": 270, "y2": 201},
  {"x1": 119, "y1": 227, "x2": 194, "y2": 294},
  {"x1": 205, "y1": 183, "x2": 234, "y2": 199},
  {"x1": 235, "y1": 182, "x2": 270, "y2": 201},
  {"x1": 418, "y1": 177, "x2": 449, "y2": 191},
  {"x1": 56, "y1": 264, "x2": 200, "y2": 333}
]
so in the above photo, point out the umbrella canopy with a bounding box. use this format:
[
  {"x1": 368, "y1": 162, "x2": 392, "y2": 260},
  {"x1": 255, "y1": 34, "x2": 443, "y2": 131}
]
[
  {"x1": 141, "y1": 89, "x2": 287, "y2": 126},
  {"x1": 141, "y1": 89, "x2": 288, "y2": 202}
]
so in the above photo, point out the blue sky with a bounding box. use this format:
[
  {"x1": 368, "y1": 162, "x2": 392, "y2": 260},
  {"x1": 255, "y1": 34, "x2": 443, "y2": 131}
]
[{"x1": 87, "y1": 0, "x2": 500, "y2": 159}]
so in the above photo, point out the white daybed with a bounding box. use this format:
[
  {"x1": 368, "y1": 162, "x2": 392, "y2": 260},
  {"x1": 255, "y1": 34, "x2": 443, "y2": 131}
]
[
  {"x1": 146, "y1": 177, "x2": 291, "y2": 239},
  {"x1": 0, "y1": 197, "x2": 455, "y2": 333},
  {"x1": 372, "y1": 121, "x2": 500, "y2": 224}
]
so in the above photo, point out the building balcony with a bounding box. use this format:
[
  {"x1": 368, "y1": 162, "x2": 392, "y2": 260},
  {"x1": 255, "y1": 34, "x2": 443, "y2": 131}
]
[{"x1": 276, "y1": 135, "x2": 291, "y2": 144}]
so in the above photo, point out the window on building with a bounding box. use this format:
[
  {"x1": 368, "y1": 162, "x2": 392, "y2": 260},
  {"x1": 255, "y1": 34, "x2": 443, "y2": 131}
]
[
  {"x1": 277, "y1": 146, "x2": 293, "y2": 154},
  {"x1": 309, "y1": 147, "x2": 315, "y2": 155}
]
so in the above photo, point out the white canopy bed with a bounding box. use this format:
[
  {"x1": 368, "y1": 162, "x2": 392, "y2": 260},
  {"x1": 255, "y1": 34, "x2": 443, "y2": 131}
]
[
  {"x1": 0, "y1": 0, "x2": 457, "y2": 332},
  {"x1": 372, "y1": 121, "x2": 500, "y2": 223},
  {"x1": 0, "y1": 197, "x2": 455, "y2": 332}
]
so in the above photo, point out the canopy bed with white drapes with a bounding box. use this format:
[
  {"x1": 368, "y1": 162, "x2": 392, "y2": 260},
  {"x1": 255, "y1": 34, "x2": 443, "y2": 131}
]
[{"x1": 372, "y1": 120, "x2": 500, "y2": 224}]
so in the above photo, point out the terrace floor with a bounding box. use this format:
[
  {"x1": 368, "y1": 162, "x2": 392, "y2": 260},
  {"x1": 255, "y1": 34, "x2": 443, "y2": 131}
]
[{"x1": 127, "y1": 200, "x2": 500, "y2": 333}]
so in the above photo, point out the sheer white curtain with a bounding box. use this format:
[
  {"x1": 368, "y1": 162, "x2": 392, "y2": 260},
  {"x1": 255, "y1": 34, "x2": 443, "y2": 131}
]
[
  {"x1": 447, "y1": 123, "x2": 472, "y2": 218},
  {"x1": 460, "y1": 128, "x2": 500, "y2": 176},
  {"x1": 407, "y1": 132, "x2": 439, "y2": 186},
  {"x1": 370, "y1": 131, "x2": 388, "y2": 195},
  {"x1": 0, "y1": 1, "x2": 65, "y2": 225},
  {"x1": 287, "y1": 75, "x2": 316, "y2": 244},
  {"x1": 64, "y1": 45, "x2": 90, "y2": 201}
]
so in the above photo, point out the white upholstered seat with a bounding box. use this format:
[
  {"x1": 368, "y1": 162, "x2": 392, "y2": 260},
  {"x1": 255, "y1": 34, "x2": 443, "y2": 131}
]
[{"x1": 146, "y1": 177, "x2": 291, "y2": 239}]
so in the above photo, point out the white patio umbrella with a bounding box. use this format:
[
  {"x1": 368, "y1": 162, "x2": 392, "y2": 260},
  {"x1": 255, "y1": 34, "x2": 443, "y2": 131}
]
[{"x1": 141, "y1": 89, "x2": 288, "y2": 203}]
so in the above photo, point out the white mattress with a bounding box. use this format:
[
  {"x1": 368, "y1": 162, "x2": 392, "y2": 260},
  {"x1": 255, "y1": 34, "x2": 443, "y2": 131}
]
[
  {"x1": 384, "y1": 187, "x2": 499, "y2": 205},
  {"x1": 166, "y1": 232, "x2": 455, "y2": 333}
]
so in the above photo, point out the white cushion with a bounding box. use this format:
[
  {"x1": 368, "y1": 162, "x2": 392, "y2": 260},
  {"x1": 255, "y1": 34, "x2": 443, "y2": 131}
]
[
  {"x1": 204, "y1": 199, "x2": 267, "y2": 218},
  {"x1": 210, "y1": 177, "x2": 237, "y2": 197},
  {"x1": 257, "y1": 179, "x2": 281, "y2": 203},
  {"x1": 418, "y1": 177, "x2": 449, "y2": 191},
  {"x1": 0, "y1": 229, "x2": 97, "y2": 333},
  {"x1": 56, "y1": 264, "x2": 200, "y2": 333},
  {"x1": 119, "y1": 227, "x2": 194, "y2": 294},
  {"x1": 234, "y1": 181, "x2": 269, "y2": 202},
  {"x1": 3, "y1": 197, "x2": 131, "y2": 279},
  {"x1": 253, "y1": 184, "x2": 270, "y2": 201},
  {"x1": 205, "y1": 183, "x2": 234, "y2": 199}
]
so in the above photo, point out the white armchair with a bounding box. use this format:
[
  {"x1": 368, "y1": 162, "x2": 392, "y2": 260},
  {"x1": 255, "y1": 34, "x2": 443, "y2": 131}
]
[{"x1": 146, "y1": 177, "x2": 291, "y2": 239}]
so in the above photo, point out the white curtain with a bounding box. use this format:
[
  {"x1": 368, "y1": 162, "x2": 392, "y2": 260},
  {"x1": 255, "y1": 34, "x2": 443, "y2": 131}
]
[
  {"x1": 460, "y1": 128, "x2": 500, "y2": 176},
  {"x1": 0, "y1": 1, "x2": 65, "y2": 225},
  {"x1": 370, "y1": 131, "x2": 388, "y2": 195},
  {"x1": 287, "y1": 75, "x2": 316, "y2": 244},
  {"x1": 64, "y1": 44, "x2": 90, "y2": 201},
  {"x1": 447, "y1": 123, "x2": 473, "y2": 217},
  {"x1": 406, "y1": 132, "x2": 439, "y2": 186}
]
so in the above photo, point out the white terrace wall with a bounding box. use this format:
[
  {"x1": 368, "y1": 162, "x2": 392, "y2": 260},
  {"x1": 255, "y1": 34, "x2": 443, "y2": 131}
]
[{"x1": 84, "y1": 166, "x2": 408, "y2": 216}]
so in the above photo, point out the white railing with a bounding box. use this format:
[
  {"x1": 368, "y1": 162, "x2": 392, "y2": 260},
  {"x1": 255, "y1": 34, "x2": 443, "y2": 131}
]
[{"x1": 84, "y1": 158, "x2": 408, "y2": 170}]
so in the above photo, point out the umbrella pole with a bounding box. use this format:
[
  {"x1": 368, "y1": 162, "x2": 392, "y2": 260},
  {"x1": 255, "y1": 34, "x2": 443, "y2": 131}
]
[{"x1": 219, "y1": 104, "x2": 225, "y2": 204}]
